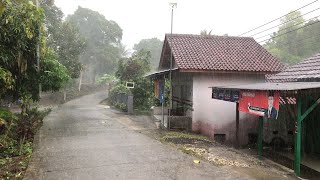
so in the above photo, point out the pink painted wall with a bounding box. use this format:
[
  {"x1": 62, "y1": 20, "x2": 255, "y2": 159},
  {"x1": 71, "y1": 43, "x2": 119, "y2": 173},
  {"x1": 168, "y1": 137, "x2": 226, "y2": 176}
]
[{"x1": 192, "y1": 72, "x2": 266, "y2": 145}]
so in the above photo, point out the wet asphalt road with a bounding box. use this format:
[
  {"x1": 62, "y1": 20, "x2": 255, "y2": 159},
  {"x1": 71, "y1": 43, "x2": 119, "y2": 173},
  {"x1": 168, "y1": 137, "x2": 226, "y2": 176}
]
[{"x1": 24, "y1": 92, "x2": 252, "y2": 180}]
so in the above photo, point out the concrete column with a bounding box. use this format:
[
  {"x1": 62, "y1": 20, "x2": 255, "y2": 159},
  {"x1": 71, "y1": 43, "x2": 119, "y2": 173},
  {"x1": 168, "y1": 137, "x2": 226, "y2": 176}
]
[{"x1": 127, "y1": 94, "x2": 133, "y2": 115}]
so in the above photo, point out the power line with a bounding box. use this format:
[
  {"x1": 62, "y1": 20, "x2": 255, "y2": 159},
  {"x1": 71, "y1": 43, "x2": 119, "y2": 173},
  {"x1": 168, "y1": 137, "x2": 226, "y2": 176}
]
[
  {"x1": 275, "y1": 31, "x2": 320, "y2": 47},
  {"x1": 258, "y1": 20, "x2": 320, "y2": 43},
  {"x1": 250, "y1": 7, "x2": 320, "y2": 38},
  {"x1": 255, "y1": 14, "x2": 320, "y2": 40},
  {"x1": 239, "y1": 0, "x2": 319, "y2": 36}
]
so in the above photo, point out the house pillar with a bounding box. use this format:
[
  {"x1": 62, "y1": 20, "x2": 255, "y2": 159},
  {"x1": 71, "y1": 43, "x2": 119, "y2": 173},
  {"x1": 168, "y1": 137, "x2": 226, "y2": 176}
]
[
  {"x1": 257, "y1": 116, "x2": 264, "y2": 159},
  {"x1": 294, "y1": 96, "x2": 302, "y2": 176},
  {"x1": 235, "y1": 102, "x2": 240, "y2": 148}
]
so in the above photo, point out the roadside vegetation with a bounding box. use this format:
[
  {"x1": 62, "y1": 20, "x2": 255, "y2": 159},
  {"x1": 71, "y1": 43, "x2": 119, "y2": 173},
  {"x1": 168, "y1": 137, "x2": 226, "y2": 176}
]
[
  {"x1": 102, "y1": 50, "x2": 161, "y2": 114},
  {"x1": 0, "y1": 0, "x2": 113, "y2": 178},
  {"x1": 0, "y1": 108, "x2": 50, "y2": 179}
]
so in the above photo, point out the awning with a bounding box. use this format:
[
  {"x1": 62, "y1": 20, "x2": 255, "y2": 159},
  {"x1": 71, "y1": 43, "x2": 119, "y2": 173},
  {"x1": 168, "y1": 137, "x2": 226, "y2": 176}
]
[
  {"x1": 210, "y1": 82, "x2": 320, "y2": 91},
  {"x1": 145, "y1": 68, "x2": 179, "y2": 77}
]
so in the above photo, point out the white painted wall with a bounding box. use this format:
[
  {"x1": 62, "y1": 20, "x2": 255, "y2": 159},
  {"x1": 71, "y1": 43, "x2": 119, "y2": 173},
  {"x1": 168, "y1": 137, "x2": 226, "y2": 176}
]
[{"x1": 192, "y1": 72, "x2": 266, "y2": 145}]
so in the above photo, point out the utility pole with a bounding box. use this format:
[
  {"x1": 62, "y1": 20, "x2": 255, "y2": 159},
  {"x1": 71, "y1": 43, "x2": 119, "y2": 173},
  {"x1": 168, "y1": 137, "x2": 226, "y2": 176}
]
[
  {"x1": 36, "y1": 0, "x2": 41, "y2": 97},
  {"x1": 168, "y1": 1, "x2": 177, "y2": 129}
]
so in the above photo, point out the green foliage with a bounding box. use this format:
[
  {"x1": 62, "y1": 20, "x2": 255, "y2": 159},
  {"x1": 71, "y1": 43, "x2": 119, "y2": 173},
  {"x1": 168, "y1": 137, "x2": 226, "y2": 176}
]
[
  {"x1": 0, "y1": 0, "x2": 44, "y2": 102},
  {"x1": 108, "y1": 84, "x2": 130, "y2": 111},
  {"x1": 264, "y1": 11, "x2": 320, "y2": 65},
  {"x1": 0, "y1": 107, "x2": 49, "y2": 158},
  {"x1": 0, "y1": 67, "x2": 13, "y2": 96},
  {"x1": 116, "y1": 50, "x2": 151, "y2": 81},
  {"x1": 114, "y1": 102, "x2": 127, "y2": 111},
  {"x1": 109, "y1": 84, "x2": 130, "y2": 96},
  {"x1": 112, "y1": 50, "x2": 154, "y2": 110},
  {"x1": 133, "y1": 38, "x2": 163, "y2": 71},
  {"x1": 0, "y1": 0, "x2": 70, "y2": 111},
  {"x1": 67, "y1": 7, "x2": 123, "y2": 79},
  {"x1": 40, "y1": 48, "x2": 70, "y2": 92},
  {"x1": 96, "y1": 74, "x2": 119, "y2": 84},
  {"x1": 0, "y1": 108, "x2": 18, "y2": 138},
  {"x1": 41, "y1": 1, "x2": 86, "y2": 78}
]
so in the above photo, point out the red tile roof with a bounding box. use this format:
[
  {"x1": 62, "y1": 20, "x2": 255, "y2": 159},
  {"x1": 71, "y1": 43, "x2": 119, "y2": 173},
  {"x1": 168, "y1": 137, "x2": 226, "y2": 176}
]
[
  {"x1": 268, "y1": 53, "x2": 320, "y2": 82},
  {"x1": 160, "y1": 34, "x2": 285, "y2": 72}
]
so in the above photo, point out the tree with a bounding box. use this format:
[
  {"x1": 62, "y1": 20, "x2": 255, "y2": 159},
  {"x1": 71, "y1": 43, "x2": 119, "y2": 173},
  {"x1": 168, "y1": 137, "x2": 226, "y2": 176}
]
[
  {"x1": 0, "y1": 0, "x2": 70, "y2": 108},
  {"x1": 40, "y1": 48, "x2": 70, "y2": 92},
  {"x1": 133, "y1": 38, "x2": 163, "y2": 71},
  {"x1": 66, "y1": 7, "x2": 123, "y2": 81},
  {"x1": 0, "y1": 67, "x2": 13, "y2": 96},
  {"x1": 263, "y1": 11, "x2": 320, "y2": 65},
  {"x1": 41, "y1": 0, "x2": 86, "y2": 78},
  {"x1": 0, "y1": 0, "x2": 44, "y2": 101},
  {"x1": 200, "y1": 29, "x2": 213, "y2": 36},
  {"x1": 115, "y1": 50, "x2": 153, "y2": 109}
]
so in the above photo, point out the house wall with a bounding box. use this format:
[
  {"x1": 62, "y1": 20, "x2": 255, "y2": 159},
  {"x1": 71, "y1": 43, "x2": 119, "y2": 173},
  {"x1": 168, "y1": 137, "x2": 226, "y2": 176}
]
[{"x1": 192, "y1": 72, "x2": 266, "y2": 145}]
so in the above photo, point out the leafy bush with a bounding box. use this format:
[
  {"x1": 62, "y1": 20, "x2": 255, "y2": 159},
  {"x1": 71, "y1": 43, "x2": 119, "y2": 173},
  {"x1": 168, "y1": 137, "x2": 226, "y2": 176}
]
[
  {"x1": 96, "y1": 74, "x2": 119, "y2": 85},
  {"x1": 114, "y1": 102, "x2": 127, "y2": 111},
  {"x1": 109, "y1": 84, "x2": 130, "y2": 97},
  {"x1": 108, "y1": 84, "x2": 130, "y2": 110}
]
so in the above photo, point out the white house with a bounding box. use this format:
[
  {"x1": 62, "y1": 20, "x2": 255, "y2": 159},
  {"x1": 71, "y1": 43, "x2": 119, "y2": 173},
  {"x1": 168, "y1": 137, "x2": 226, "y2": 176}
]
[{"x1": 151, "y1": 34, "x2": 285, "y2": 145}]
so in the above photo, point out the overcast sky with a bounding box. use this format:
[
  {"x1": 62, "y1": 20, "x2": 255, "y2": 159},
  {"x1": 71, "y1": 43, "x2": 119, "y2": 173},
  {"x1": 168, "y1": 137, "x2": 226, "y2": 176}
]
[{"x1": 55, "y1": 0, "x2": 319, "y2": 50}]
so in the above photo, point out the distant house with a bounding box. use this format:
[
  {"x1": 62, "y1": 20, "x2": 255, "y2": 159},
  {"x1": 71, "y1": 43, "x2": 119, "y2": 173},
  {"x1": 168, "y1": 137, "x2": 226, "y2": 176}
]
[{"x1": 151, "y1": 34, "x2": 284, "y2": 145}]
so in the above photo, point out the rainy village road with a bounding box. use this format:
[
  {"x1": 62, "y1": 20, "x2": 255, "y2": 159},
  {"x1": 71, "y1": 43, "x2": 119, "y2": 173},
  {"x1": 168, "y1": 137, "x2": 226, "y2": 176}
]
[{"x1": 24, "y1": 92, "x2": 253, "y2": 180}]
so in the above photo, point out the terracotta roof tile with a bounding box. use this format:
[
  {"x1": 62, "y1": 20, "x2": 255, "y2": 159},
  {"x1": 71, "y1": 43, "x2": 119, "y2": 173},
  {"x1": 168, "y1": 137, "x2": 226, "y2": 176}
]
[
  {"x1": 268, "y1": 53, "x2": 320, "y2": 82},
  {"x1": 160, "y1": 34, "x2": 284, "y2": 72}
]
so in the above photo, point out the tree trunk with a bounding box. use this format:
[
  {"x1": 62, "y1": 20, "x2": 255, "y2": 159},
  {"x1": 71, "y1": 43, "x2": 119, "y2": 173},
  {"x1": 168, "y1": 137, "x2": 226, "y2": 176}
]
[
  {"x1": 63, "y1": 86, "x2": 67, "y2": 102},
  {"x1": 78, "y1": 70, "x2": 83, "y2": 92}
]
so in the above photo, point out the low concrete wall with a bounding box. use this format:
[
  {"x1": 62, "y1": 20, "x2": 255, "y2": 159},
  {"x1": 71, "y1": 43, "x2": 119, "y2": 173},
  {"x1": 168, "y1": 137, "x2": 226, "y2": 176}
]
[{"x1": 152, "y1": 106, "x2": 169, "y2": 115}]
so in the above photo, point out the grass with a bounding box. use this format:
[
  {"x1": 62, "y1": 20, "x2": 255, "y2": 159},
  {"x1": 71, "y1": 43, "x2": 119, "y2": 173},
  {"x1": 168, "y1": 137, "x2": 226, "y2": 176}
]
[{"x1": 161, "y1": 131, "x2": 212, "y2": 143}]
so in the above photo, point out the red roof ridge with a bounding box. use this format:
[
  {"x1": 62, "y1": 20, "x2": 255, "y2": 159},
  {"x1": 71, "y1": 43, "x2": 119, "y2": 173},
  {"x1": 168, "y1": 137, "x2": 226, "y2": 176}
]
[{"x1": 165, "y1": 33, "x2": 254, "y2": 40}]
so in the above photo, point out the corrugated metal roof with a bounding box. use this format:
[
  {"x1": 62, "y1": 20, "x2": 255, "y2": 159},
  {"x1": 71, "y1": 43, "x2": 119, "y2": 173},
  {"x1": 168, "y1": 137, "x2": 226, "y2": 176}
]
[
  {"x1": 145, "y1": 68, "x2": 178, "y2": 77},
  {"x1": 210, "y1": 82, "x2": 320, "y2": 91}
]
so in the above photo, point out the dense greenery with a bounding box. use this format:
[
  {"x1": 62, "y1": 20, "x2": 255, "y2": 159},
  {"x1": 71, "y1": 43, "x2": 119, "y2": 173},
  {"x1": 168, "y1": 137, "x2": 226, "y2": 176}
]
[
  {"x1": 264, "y1": 11, "x2": 320, "y2": 65},
  {"x1": 41, "y1": 0, "x2": 86, "y2": 78},
  {"x1": 133, "y1": 38, "x2": 163, "y2": 71},
  {"x1": 0, "y1": 108, "x2": 50, "y2": 179},
  {"x1": 109, "y1": 50, "x2": 154, "y2": 111},
  {"x1": 67, "y1": 7, "x2": 123, "y2": 82},
  {"x1": 0, "y1": 0, "x2": 70, "y2": 105},
  {"x1": 0, "y1": 1, "x2": 71, "y2": 178},
  {"x1": 0, "y1": 0, "x2": 44, "y2": 102}
]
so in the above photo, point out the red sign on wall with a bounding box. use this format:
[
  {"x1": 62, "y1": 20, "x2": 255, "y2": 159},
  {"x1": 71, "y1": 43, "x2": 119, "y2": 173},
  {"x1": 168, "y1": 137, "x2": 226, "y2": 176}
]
[{"x1": 239, "y1": 90, "x2": 280, "y2": 119}]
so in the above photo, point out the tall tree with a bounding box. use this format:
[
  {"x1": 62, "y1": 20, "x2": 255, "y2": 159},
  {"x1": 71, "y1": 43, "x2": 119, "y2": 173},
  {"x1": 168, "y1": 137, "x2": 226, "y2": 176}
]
[
  {"x1": 115, "y1": 50, "x2": 153, "y2": 109},
  {"x1": 0, "y1": 0, "x2": 70, "y2": 105},
  {"x1": 265, "y1": 11, "x2": 320, "y2": 65},
  {"x1": 41, "y1": 0, "x2": 86, "y2": 78},
  {"x1": 66, "y1": 7, "x2": 123, "y2": 82},
  {"x1": 133, "y1": 38, "x2": 163, "y2": 71}
]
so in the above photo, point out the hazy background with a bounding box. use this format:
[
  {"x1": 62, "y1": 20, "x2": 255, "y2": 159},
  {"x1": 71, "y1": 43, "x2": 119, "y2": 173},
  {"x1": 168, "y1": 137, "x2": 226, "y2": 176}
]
[{"x1": 55, "y1": 0, "x2": 319, "y2": 49}]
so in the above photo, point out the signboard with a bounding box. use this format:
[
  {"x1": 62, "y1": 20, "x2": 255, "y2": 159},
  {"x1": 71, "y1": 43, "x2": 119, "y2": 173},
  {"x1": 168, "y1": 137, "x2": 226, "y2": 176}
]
[
  {"x1": 212, "y1": 88, "x2": 239, "y2": 102},
  {"x1": 239, "y1": 90, "x2": 280, "y2": 119},
  {"x1": 126, "y1": 82, "x2": 135, "y2": 88}
]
